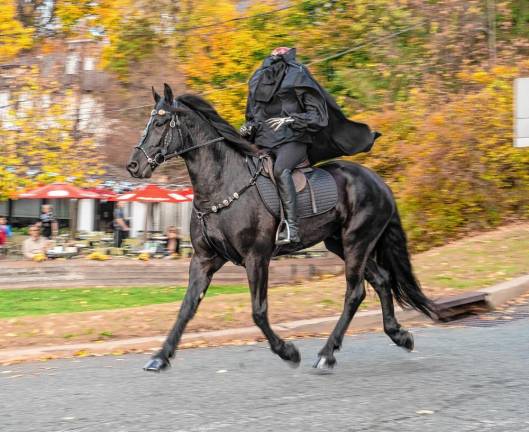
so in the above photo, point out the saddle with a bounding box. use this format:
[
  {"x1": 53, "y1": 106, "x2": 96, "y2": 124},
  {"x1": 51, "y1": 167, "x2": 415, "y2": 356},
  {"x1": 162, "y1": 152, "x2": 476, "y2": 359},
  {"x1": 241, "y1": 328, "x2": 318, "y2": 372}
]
[{"x1": 247, "y1": 156, "x2": 338, "y2": 219}]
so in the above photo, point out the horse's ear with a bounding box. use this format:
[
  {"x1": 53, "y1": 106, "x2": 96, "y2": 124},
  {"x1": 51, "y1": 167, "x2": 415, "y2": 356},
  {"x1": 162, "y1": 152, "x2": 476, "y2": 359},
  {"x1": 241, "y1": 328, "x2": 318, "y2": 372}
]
[
  {"x1": 152, "y1": 86, "x2": 161, "y2": 103},
  {"x1": 163, "y1": 83, "x2": 174, "y2": 103}
]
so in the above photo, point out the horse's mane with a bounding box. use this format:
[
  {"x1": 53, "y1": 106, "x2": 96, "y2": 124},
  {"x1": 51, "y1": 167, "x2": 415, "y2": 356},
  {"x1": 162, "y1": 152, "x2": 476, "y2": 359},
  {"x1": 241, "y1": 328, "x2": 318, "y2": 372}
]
[{"x1": 176, "y1": 93, "x2": 258, "y2": 156}]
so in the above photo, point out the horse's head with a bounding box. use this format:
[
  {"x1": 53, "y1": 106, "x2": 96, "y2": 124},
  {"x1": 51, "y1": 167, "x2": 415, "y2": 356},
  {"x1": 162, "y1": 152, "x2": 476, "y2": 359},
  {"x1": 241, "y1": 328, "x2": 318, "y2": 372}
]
[{"x1": 127, "y1": 83, "x2": 187, "y2": 178}]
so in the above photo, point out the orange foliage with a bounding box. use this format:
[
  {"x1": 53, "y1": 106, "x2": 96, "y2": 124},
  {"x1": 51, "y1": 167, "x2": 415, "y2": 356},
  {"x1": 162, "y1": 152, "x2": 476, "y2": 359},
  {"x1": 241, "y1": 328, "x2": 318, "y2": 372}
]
[{"x1": 354, "y1": 64, "x2": 529, "y2": 249}]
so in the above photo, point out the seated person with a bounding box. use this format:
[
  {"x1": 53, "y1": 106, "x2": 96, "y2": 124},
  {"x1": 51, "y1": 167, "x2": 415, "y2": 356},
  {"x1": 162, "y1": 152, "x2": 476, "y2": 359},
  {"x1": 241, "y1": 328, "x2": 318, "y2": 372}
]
[
  {"x1": 165, "y1": 226, "x2": 181, "y2": 256},
  {"x1": 23, "y1": 224, "x2": 48, "y2": 260}
]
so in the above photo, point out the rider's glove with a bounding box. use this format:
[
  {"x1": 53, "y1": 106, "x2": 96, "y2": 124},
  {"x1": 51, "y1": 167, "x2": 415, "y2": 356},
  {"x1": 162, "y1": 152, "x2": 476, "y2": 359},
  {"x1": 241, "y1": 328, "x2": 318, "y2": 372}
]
[
  {"x1": 240, "y1": 122, "x2": 256, "y2": 139},
  {"x1": 265, "y1": 117, "x2": 295, "y2": 132}
]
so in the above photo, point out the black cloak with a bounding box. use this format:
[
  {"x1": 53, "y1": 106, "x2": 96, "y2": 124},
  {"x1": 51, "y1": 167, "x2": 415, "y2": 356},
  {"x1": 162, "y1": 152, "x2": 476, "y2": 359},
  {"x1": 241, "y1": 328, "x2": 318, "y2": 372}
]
[{"x1": 247, "y1": 49, "x2": 379, "y2": 164}]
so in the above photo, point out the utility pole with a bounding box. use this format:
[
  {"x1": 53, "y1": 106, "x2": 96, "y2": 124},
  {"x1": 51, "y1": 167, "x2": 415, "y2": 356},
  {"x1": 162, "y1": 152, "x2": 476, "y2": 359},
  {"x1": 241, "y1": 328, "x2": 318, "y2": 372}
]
[{"x1": 486, "y1": 0, "x2": 497, "y2": 66}]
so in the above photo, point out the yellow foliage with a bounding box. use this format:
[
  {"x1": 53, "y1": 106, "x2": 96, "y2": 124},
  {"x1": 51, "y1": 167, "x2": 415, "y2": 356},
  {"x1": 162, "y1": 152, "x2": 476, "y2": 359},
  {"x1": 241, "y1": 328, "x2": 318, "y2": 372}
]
[
  {"x1": 86, "y1": 251, "x2": 110, "y2": 261},
  {"x1": 138, "y1": 252, "x2": 150, "y2": 261},
  {"x1": 176, "y1": 0, "x2": 296, "y2": 125},
  {"x1": 32, "y1": 253, "x2": 47, "y2": 262},
  {"x1": 354, "y1": 65, "x2": 529, "y2": 249},
  {"x1": 0, "y1": 68, "x2": 105, "y2": 200},
  {"x1": 0, "y1": 1, "x2": 34, "y2": 61}
]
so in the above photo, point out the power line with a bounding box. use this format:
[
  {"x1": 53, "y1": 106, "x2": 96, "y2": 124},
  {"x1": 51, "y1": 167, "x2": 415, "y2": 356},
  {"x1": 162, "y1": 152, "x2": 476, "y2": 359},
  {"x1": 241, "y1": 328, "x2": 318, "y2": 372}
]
[
  {"x1": 306, "y1": 23, "x2": 423, "y2": 65},
  {"x1": 2, "y1": 23, "x2": 423, "y2": 118},
  {"x1": 174, "y1": 3, "x2": 302, "y2": 32},
  {"x1": 198, "y1": 23, "x2": 423, "y2": 95},
  {"x1": 0, "y1": 1, "x2": 314, "y2": 40}
]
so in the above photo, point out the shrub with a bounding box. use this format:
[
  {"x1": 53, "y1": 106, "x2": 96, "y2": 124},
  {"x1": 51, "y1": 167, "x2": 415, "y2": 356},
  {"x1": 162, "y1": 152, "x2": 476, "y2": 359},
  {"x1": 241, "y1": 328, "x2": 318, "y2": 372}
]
[{"x1": 352, "y1": 64, "x2": 529, "y2": 250}]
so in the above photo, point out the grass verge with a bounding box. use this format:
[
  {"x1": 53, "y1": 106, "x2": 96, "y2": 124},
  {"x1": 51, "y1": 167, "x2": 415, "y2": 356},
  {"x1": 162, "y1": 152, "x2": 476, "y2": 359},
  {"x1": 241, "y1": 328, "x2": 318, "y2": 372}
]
[{"x1": 0, "y1": 285, "x2": 248, "y2": 318}]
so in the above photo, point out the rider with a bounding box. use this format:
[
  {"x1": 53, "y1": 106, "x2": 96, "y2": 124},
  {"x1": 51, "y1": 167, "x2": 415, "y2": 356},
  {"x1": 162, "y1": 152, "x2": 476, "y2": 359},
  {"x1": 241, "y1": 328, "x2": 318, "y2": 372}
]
[{"x1": 241, "y1": 47, "x2": 380, "y2": 244}]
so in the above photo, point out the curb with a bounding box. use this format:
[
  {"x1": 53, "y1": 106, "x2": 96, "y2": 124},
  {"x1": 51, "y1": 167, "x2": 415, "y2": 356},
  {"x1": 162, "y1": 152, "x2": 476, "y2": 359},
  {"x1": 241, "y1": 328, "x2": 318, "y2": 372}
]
[
  {"x1": 1, "y1": 274, "x2": 528, "y2": 364},
  {"x1": 477, "y1": 274, "x2": 529, "y2": 308},
  {"x1": 0, "y1": 308, "x2": 424, "y2": 365}
]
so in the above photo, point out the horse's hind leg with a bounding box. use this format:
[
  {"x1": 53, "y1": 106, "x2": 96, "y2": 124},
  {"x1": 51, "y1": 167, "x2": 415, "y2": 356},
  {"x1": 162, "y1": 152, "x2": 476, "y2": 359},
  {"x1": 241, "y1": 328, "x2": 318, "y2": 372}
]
[
  {"x1": 245, "y1": 254, "x2": 301, "y2": 366},
  {"x1": 365, "y1": 259, "x2": 414, "y2": 351},
  {"x1": 314, "y1": 232, "x2": 377, "y2": 369}
]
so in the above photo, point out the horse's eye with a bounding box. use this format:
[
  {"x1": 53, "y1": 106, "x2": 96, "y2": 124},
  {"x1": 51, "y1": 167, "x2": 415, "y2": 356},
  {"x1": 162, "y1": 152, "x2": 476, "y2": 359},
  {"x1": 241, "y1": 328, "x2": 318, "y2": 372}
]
[{"x1": 157, "y1": 109, "x2": 166, "y2": 116}]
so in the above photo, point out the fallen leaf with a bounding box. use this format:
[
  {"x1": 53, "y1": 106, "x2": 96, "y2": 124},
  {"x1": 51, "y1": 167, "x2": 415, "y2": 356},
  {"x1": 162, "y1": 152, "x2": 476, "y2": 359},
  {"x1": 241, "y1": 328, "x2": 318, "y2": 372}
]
[{"x1": 416, "y1": 410, "x2": 434, "y2": 415}]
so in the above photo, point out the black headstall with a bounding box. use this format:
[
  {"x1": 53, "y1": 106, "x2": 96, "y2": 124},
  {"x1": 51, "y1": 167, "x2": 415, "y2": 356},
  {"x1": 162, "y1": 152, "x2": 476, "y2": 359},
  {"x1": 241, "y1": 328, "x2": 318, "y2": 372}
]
[{"x1": 134, "y1": 108, "x2": 224, "y2": 170}]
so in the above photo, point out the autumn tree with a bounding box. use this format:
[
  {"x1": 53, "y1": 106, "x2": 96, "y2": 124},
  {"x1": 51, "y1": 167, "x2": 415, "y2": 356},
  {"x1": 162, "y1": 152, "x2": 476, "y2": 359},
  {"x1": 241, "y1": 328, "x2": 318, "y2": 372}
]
[
  {"x1": 174, "y1": 0, "x2": 297, "y2": 124},
  {"x1": 0, "y1": 68, "x2": 105, "y2": 200},
  {"x1": 55, "y1": 0, "x2": 170, "y2": 81},
  {"x1": 352, "y1": 64, "x2": 529, "y2": 249},
  {"x1": 0, "y1": 1, "x2": 34, "y2": 62}
]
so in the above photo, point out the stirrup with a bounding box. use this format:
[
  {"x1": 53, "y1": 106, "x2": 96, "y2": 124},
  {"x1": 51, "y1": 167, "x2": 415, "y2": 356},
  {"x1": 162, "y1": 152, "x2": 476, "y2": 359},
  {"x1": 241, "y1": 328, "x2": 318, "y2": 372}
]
[{"x1": 275, "y1": 219, "x2": 291, "y2": 245}]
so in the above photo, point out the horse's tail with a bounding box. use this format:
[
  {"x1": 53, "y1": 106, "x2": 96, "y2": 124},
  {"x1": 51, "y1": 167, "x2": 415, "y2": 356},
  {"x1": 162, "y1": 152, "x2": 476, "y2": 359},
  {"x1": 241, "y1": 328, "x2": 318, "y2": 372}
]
[{"x1": 376, "y1": 211, "x2": 437, "y2": 319}]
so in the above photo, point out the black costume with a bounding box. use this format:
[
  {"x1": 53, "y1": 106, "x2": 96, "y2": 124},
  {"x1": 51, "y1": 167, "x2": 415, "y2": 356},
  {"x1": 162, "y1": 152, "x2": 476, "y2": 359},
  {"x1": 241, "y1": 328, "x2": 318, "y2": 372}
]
[{"x1": 242, "y1": 48, "x2": 379, "y2": 244}]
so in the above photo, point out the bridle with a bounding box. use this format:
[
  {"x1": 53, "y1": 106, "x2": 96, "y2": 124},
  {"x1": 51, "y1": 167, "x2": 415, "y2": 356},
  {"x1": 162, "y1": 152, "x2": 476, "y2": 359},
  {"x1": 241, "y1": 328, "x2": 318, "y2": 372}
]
[{"x1": 134, "y1": 107, "x2": 224, "y2": 170}]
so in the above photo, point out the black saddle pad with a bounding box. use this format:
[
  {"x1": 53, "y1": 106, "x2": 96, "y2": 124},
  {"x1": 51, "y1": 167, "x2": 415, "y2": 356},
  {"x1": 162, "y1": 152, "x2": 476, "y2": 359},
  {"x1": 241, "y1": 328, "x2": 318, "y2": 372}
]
[{"x1": 247, "y1": 157, "x2": 338, "y2": 219}]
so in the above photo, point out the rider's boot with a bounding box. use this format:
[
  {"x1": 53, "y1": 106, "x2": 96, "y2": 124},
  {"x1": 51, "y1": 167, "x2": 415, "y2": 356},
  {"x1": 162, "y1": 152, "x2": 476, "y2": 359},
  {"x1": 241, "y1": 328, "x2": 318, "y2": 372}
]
[{"x1": 276, "y1": 169, "x2": 301, "y2": 244}]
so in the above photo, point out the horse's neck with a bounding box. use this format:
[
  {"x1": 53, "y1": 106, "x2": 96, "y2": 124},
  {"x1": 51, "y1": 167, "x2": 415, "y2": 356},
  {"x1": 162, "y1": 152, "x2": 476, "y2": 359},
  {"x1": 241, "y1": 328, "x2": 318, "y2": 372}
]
[{"x1": 184, "y1": 141, "x2": 249, "y2": 207}]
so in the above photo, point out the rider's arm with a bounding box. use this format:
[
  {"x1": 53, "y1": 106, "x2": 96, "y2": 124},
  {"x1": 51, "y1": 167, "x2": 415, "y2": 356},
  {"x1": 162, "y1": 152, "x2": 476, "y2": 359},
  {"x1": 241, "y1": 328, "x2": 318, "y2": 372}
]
[
  {"x1": 290, "y1": 88, "x2": 328, "y2": 133},
  {"x1": 244, "y1": 93, "x2": 254, "y2": 123},
  {"x1": 241, "y1": 94, "x2": 258, "y2": 140}
]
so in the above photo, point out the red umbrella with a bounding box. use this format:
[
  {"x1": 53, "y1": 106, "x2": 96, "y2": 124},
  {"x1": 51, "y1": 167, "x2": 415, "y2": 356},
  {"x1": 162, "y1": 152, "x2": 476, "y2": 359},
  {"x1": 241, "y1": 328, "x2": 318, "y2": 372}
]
[
  {"x1": 178, "y1": 187, "x2": 194, "y2": 201},
  {"x1": 85, "y1": 188, "x2": 118, "y2": 202},
  {"x1": 116, "y1": 184, "x2": 191, "y2": 203},
  {"x1": 17, "y1": 183, "x2": 100, "y2": 238},
  {"x1": 116, "y1": 184, "x2": 192, "y2": 239},
  {"x1": 18, "y1": 183, "x2": 100, "y2": 199}
]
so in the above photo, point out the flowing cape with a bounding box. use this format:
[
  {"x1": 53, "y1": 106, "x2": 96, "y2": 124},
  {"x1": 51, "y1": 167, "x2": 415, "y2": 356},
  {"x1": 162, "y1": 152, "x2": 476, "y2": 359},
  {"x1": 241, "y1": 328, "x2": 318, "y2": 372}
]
[{"x1": 248, "y1": 50, "x2": 379, "y2": 164}]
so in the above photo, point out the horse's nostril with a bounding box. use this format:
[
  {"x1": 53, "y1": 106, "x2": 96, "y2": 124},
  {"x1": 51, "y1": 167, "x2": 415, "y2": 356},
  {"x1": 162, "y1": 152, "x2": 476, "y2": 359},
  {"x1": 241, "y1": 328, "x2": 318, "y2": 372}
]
[{"x1": 127, "y1": 161, "x2": 140, "y2": 176}]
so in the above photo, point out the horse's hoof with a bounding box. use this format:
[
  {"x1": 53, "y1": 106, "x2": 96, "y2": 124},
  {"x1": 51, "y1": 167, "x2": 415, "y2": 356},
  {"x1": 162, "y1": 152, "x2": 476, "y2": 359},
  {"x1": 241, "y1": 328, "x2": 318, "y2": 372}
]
[
  {"x1": 400, "y1": 332, "x2": 414, "y2": 352},
  {"x1": 282, "y1": 342, "x2": 301, "y2": 365},
  {"x1": 313, "y1": 356, "x2": 335, "y2": 370},
  {"x1": 143, "y1": 357, "x2": 170, "y2": 372},
  {"x1": 284, "y1": 357, "x2": 301, "y2": 369}
]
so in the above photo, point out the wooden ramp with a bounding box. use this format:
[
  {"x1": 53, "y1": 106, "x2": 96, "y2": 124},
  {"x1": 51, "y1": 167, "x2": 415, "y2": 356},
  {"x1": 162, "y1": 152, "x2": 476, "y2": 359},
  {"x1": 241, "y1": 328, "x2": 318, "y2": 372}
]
[{"x1": 434, "y1": 291, "x2": 489, "y2": 321}]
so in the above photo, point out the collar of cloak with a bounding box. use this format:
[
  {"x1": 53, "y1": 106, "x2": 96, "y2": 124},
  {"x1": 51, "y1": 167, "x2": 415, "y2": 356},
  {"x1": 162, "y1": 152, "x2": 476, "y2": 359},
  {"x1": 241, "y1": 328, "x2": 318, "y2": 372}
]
[{"x1": 253, "y1": 48, "x2": 299, "y2": 103}]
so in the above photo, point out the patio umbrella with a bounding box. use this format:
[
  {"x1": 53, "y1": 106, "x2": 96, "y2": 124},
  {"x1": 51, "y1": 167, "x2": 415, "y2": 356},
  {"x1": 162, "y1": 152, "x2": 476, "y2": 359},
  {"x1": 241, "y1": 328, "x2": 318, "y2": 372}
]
[
  {"x1": 18, "y1": 183, "x2": 100, "y2": 199},
  {"x1": 17, "y1": 183, "x2": 100, "y2": 238},
  {"x1": 116, "y1": 184, "x2": 191, "y2": 239},
  {"x1": 85, "y1": 188, "x2": 118, "y2": 202},
  {"x1": 116, "y1": 184, "x2": 191, "y2": 203},
  {"x1": 178, "y1": 187, "x2": 194, "y2": 201}
]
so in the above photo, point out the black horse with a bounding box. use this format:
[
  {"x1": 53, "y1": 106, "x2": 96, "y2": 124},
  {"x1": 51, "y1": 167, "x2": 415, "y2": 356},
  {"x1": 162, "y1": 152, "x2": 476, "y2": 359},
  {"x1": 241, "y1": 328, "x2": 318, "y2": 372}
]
[{"x1": 127, "y1": 83, "x2": 436, "y2": 372}]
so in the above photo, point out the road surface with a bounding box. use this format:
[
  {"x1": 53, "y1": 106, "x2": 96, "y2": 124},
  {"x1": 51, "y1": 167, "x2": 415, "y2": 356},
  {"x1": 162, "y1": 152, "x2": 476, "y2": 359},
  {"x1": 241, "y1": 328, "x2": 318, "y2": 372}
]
[{"x1": 1, "y1": 304, "x2": 529, "y2": 432}]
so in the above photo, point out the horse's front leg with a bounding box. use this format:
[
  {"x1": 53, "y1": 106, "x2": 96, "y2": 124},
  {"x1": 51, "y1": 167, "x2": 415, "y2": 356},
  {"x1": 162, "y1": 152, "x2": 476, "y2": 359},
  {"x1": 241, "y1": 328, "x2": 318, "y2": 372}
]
[
  {"x1": 144, "y1": 253, "x2": 226, "y2": 372},
  {"x1": 245, "y1": 255, "x2": 301, "y2": 367}
]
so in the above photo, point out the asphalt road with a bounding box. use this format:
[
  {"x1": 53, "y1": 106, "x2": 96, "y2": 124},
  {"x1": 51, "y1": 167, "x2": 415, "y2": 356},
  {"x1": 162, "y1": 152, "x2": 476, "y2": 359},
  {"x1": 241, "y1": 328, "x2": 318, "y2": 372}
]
[{"x1": 2, "y1": 306, "x2": 529, "y2": 432}]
